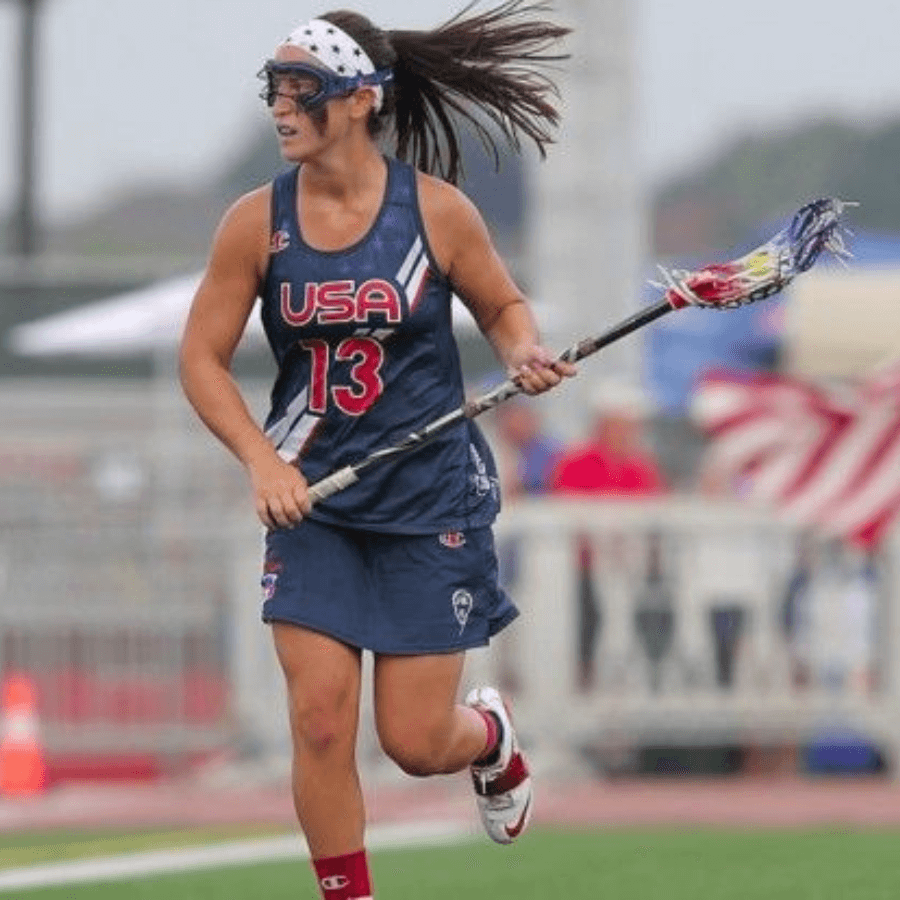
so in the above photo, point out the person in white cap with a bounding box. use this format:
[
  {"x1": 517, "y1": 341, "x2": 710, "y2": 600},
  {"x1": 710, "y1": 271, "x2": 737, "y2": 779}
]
[{"x1": 179, "y1": 4, "x2": 574, "y2": 898}]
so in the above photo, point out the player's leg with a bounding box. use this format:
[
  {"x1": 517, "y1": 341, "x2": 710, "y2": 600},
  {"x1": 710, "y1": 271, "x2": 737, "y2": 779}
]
[
  {"x1": 373, "y1": 652, "x2": 532, "y2": 843},
  {"x1": 271, "y1": 622, "x2": 372, "y2": 898},
  {"x1": 373, "y1": 650, "x2": 489, "y2": 775},
  {"x1": 368, "y1": 525, "x2": 531, "y2": 842},
  {"x1": 264, "y1": 520, "x2": 386, "y2": 896}
]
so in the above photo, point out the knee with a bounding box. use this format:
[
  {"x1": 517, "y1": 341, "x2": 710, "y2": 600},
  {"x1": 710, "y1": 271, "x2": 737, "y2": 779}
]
[
  {"x1": 293, "y1": 711, "x2": 344, "y2": 758},
  {"x1": 377, "y1": 717, "x2": 451, "y2": 777},
  {"x1": 288, "y1": 688, "x2": 356, "y2": 759}
]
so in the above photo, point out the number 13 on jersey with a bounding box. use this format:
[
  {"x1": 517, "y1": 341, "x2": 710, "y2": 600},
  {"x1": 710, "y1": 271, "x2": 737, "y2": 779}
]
[{"x1": 301, "y1": 337, "x2": 385, "y2": 416}]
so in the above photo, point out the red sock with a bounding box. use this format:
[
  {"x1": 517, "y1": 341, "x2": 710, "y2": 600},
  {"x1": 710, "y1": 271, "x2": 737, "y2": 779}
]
[
  {"x1": 473, "y1": 708, "x2": 501, "y2": 765},
  {"x1": 312, "y1": 849, "x2": 373, "y2": 899}
]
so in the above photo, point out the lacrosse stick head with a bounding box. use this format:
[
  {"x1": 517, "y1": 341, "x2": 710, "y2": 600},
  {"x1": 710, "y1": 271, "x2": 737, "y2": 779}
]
[{"x1": 657, "y1": 197, "x2": 854, "y2": 311}]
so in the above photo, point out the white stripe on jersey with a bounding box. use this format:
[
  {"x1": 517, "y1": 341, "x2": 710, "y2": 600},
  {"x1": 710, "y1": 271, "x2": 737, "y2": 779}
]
[
  {"x1": 275, "y1": 411, "x2": 321, "y2": 463},
  {"x1": 396, "y1": 236, "x2": 424, "y2": 287},
  {"x1": 266, "y1": 387, "x2": 309, "y2": 447},
  {"x1": 406, "y1": 252, "x2": 430, "y2": 314}
]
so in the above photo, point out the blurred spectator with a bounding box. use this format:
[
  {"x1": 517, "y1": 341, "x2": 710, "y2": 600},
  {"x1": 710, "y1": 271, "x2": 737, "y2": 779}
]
[
  {"x1": 551, "y1": 381, "x2": 666, "y2": 496},
  {"x1": 491, "y1": 398, "x2": 561, "y2": 694},
  {"x1": 797, "y1": 541, "x2": 879, "y2": 695},
  {"x1": 779, "y1": 532, "x2": 814, "y2": 688},
  {"x1": 551, "y1": 380, "x2": 668, "y2": 690},
  {"x1": 493, "y1": 397, "x2": 561, "y2": 499}
]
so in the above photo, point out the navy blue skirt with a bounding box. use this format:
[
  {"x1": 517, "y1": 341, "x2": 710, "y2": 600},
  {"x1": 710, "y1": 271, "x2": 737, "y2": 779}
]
[{"x1": 261, "y1": 518, "x2": 518, "y2": 654}]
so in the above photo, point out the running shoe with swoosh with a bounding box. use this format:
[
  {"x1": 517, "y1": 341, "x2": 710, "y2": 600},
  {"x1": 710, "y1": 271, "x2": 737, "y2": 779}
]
[{"x1": 466, "y1": 686, "x2": 533, "y2": 844}]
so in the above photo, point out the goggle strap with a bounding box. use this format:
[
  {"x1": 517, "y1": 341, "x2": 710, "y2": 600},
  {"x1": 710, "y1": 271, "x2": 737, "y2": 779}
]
[{"x1": 260, "y1": 61, "x2": 393, "y2": 111}]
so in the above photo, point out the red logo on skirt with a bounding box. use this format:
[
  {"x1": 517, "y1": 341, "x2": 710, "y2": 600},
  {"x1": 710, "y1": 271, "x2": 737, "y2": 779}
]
[{"x1": 439, "y1": 531, "x2": 466, "y2": 549}]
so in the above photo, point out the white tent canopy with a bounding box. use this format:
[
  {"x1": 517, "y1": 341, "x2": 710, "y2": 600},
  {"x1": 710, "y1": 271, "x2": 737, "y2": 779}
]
[{"x1": 6, "y1": 273, "x2": 260, "y2": 358}]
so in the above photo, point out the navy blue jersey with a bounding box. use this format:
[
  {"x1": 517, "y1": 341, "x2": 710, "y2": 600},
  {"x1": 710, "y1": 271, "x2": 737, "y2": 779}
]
[{"x1": 259, "y1": 158, "x2": 500, "y2": 533}]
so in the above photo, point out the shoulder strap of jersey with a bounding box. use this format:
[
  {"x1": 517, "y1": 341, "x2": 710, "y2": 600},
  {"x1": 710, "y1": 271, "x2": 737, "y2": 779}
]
[
  {"x1": 269, "y1": 166, "x2": 299, "y2": 231},
  {"x1": 384, "y1": 156, "x2": 417, "y2": 211}
]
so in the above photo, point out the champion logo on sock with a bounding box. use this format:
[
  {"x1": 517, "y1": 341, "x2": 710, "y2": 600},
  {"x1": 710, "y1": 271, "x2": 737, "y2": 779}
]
[{"x1": 313, "y1": 849, "x2": 372, "y2": 899}]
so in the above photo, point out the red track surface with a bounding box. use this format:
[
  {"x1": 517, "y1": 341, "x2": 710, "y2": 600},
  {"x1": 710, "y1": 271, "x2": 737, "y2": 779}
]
[{"x1": 1, "y1": 773, "x2": 899, "y2": 834}]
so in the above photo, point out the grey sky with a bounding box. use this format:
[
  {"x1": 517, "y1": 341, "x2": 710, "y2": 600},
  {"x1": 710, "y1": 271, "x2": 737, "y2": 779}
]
[{"x1": 2, "y1": 0, "x2": 900, "y2": 223}]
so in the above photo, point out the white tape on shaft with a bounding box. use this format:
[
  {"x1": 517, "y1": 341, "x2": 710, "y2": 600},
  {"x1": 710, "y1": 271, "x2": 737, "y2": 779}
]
[{"x1": 308, "y1": 466, "x2": 359, "y2": 504}]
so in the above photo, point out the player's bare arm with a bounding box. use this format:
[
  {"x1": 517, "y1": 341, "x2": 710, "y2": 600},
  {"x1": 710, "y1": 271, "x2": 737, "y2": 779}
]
[
  {"x1": 418, "y1": 173, "x2": 576, "y2": 395},
  {"x1": 179, "y1": 187, "x2": 311, "y2": 529}
]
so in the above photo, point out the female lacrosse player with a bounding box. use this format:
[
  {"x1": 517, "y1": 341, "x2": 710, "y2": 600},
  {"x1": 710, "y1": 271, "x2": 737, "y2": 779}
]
[{"x1": 179, "y1": 3, "x2": 574, "y2": 897}]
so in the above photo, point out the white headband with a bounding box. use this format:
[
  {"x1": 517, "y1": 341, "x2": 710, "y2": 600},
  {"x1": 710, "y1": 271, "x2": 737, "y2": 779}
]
[{"x1": 286, "y1": 18, "x2": 384, "y2": 111}]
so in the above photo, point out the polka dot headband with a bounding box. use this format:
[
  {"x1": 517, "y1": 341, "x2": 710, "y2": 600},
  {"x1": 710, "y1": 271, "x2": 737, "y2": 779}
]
[{"x1": 286, "y1": 18, "x2": 385, "y2": 111}]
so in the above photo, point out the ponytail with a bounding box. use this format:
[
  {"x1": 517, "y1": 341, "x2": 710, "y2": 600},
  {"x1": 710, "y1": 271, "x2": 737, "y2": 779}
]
[{"x1": 322, "y1": 2, "x2": 569, "y2": 184}]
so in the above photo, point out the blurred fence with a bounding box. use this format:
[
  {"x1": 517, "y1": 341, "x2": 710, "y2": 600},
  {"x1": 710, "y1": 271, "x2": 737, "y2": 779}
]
[
  {"x1": 0, "y1": 378, "x2": 265, "y2": 779},
  {"x1": 2, "y1": 380, "x2": 898, "y2": 783},
  {"x1": 482, "y1": 497, "x2": 900, "y2": 777}
]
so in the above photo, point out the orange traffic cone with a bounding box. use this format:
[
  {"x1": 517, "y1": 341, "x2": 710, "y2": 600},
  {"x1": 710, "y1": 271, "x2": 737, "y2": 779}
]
[{"x1": 0, "y1": 673, "x2": 47, "y2": 796}]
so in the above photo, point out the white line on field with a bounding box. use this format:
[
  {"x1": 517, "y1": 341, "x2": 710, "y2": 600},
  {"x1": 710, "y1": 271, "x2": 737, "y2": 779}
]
[{"x1": 0, "y1": 819, "x2": 477, "y2": 892}]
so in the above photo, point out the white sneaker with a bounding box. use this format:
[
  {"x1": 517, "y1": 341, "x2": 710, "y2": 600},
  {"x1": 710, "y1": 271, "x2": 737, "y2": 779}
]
[{"x1": 466, "y1": 686, "x2": 533, "y2": 844}]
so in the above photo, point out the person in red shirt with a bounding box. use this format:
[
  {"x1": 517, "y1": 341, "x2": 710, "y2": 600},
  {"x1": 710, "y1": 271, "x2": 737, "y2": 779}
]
[
  {"x1": 551, "y1": 381, "x2": 666, "y2": 496},
  {"x1": 551, "y1": 381, "x2": 667, "y2": 689}
]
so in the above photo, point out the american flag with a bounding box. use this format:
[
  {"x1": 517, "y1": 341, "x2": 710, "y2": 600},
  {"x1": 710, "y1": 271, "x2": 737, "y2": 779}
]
[{"x1": 692, "y1": 362, "x2": 900, "y2": 549}]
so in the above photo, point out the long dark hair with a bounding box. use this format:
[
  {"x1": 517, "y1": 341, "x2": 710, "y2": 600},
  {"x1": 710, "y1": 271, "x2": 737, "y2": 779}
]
[{"x1": 322, "y1": 1, "x2": 570, "y2": 184}]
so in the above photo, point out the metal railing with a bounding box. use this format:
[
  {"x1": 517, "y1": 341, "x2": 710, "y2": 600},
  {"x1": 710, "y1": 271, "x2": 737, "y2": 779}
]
[
  {"x1": 482, "y1": 497, "x2": 900, "y2": 775},
  {"x1": 0, "y1": 380, "x2": 253, "y2": 771},
  {"x1": 4, "y1": 381, "x2": 898, "y2": 780}
]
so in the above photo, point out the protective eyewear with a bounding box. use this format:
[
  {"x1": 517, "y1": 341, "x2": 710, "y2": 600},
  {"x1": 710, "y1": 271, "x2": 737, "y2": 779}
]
[{"x1": 258, "y1": 60, "x2": 393, "y2": 112}]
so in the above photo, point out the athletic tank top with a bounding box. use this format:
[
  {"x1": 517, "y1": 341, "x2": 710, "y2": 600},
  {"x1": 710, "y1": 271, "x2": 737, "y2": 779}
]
[{"x1": 259, "y1": 157, "x2": 500, "y2": 533}]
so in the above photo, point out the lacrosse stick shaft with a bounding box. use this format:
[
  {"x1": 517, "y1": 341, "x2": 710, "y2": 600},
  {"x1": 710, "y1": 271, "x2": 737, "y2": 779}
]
[
  {"x1": 307, "y1": 194, "x2": 852, "y2": 506},
  {"x1": 466, "y1": 299, "x2": 674, "y2": 417},
  {"x1": 307, "y1": 299, "x2": 674, "y2": 504}
]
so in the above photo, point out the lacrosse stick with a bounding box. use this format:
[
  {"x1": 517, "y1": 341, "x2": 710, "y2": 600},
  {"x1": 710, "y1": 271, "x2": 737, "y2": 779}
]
[{"x1": 308, "y1": 197, "x2": 854, "y2": 504}]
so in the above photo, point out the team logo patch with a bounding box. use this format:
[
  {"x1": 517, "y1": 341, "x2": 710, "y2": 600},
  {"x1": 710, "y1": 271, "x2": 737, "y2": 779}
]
[
  {"x1": 320, "y1": 875, "x2": 350, "y2": 891},
  {"x1": 261, "y1": 555, "x2": 282, "y2": 602},
  {"x1": 270, "y1": 229, "x2": 290, "y2": 254},
  {"x1": 468, "y1": 443, "x2": 498, "y2": 499},
  {"x1": 452, "y1": 589, "x2": 474, "y2": 633},
  {"x1": 439, "y1": 530, "x2": 466, "y2": 549},
  {"x1": 261, "y1": 573, "x2": 278, "y2": 601},
  {"x1": 260, "y1": 572, "x2": 278, "y2": 600}
]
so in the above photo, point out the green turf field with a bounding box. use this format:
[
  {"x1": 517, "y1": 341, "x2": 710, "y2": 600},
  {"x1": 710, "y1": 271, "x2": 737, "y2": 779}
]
[{"x1": 6, "y1": 826, "x2": 900, "y2": 899}]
